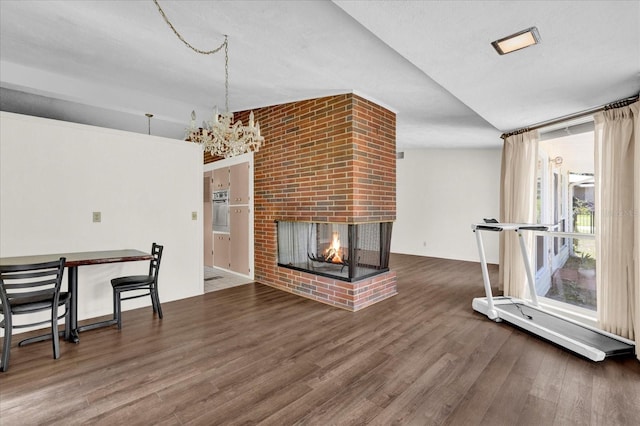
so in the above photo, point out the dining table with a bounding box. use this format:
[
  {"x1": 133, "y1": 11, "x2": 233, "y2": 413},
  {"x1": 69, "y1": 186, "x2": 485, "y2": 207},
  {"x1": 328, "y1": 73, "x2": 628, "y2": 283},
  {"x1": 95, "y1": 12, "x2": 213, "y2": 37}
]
[{"x1": 0, "y1": 249, "x2": 152, "y2": 343}]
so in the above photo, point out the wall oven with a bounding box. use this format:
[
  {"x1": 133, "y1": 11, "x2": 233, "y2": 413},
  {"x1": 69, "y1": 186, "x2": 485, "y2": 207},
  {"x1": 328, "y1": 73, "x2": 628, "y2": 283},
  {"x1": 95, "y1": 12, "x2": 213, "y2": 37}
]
[{"x1": 212, "y1": 189, "x2": 229, "y2": 233}]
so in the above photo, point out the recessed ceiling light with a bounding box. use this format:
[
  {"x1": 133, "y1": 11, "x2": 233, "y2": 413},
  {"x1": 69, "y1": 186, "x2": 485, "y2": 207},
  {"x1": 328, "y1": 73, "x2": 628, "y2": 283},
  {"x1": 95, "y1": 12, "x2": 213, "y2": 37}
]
[{"x1": 492, "y1": 27, "x2": 541, "y2": 55}]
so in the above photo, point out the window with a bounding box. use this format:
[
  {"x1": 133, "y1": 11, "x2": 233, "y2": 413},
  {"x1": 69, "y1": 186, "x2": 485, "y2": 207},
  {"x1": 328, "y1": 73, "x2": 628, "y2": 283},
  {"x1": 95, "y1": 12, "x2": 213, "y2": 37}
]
[{"x1": 534, "y1": 123, "x2": 596, "y2": 315}]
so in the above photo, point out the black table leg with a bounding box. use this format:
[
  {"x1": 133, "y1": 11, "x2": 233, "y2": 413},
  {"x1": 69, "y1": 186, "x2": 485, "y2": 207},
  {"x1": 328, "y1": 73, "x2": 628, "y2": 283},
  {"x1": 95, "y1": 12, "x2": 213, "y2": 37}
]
[{"x1": 68, "y1": 266, "x2": 80, "y2": 343}]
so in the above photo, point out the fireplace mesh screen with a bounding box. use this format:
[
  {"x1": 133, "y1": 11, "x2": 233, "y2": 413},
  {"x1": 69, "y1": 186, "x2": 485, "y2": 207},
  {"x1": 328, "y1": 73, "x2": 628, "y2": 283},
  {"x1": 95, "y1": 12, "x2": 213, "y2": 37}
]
[{"x1": 277, "y1": 221, "x2": 392, "y2": 282}]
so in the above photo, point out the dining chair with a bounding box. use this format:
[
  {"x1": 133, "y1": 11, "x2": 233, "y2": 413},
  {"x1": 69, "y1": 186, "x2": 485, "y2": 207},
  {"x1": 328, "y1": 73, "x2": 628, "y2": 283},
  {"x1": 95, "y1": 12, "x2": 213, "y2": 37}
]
[
  {"x1": 111, "y1": 243, "x2": 163, "y2": 329},
  {"x1": 0, "y1": 258, "x2": 70, "y2": 372}
]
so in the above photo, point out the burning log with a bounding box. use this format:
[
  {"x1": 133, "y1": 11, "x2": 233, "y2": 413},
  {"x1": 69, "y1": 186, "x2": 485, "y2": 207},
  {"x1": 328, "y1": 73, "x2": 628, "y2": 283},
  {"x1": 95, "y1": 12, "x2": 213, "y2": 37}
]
[{"x1": 307, "y1": 252, "x2": 349, "y2": 266}]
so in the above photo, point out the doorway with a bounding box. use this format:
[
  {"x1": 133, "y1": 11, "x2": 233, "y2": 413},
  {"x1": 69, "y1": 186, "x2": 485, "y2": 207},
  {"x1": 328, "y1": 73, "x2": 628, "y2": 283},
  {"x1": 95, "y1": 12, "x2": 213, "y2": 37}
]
[{"x1": 202, "y1": 153, "x2": 255, "y2": 293}]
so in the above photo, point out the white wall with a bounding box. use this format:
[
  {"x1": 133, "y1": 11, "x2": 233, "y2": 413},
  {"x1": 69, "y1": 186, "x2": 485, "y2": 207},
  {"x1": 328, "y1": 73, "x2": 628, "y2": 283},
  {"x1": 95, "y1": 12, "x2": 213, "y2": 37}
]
[
  {"x1": 392, "y1": 148, "x2": 501, "y2": 264},
  {"x1": 0, "y1": 112, "x2": 203, "y2": 334}
]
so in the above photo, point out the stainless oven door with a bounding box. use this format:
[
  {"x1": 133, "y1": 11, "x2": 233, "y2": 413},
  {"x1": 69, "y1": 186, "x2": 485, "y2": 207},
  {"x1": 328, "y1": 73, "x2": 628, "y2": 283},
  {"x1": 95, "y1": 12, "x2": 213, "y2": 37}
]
[{"x1": 212, "y1": 196, "x2": 229, "y2": 233}]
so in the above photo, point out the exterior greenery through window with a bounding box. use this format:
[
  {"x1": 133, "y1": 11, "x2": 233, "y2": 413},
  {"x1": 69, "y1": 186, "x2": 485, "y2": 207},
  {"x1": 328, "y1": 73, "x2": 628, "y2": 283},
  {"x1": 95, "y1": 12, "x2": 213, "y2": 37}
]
[{"x1": 535, "y1": 128, "x2": 596, "y2": 312}]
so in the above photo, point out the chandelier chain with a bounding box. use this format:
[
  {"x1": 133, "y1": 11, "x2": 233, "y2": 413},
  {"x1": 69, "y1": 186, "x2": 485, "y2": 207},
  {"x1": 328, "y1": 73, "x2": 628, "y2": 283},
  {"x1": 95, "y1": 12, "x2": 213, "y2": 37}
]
[
  {"x1": 154, "y1": 0, "x2": 230, "y2": 112},
  {"x1": 224, "y1": 40, "x2": 229, "y2": 112},
  {"x1": 153, "y1": 0, "x2": 263, "y2": 158},
  {"x1": 153, "y1": 0, "x2": 226, "y2": 56}
]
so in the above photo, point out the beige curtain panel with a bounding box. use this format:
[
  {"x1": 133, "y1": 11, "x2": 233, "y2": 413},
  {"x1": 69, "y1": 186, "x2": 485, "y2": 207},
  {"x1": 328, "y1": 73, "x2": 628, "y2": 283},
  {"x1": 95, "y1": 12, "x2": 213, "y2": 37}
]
[
  {"x1": 635, "y1": 101, "x2": 640, "y2": 361},
  {"x1": 499, "y1": 130, "x2": 539, "y2": 298},
  {"x1": 594, "y1": 100, "x2": 639, "y2": 360}
]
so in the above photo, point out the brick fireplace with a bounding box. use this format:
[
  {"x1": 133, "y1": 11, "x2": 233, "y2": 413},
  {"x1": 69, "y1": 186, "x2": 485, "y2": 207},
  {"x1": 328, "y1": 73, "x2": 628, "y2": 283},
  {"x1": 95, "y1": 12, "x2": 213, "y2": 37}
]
[{"x1": 209, "y1": 93, "x2": 397, "y2": 311}]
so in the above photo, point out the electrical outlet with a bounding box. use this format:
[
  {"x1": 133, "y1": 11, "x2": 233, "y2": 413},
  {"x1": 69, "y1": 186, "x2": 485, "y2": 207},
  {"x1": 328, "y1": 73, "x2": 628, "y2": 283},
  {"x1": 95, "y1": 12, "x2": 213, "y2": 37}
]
[
  {"x1": 92, "y1": 212, "x2": 101, "y2": 223},
  {"x1": 192, "y1": 211, "x2": 197, "y2": 220}
]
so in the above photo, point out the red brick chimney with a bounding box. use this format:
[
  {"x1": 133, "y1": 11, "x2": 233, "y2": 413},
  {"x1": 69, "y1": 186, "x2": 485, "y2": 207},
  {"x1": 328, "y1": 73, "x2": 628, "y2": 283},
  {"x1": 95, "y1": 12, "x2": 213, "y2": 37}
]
[{"x1": 232, "y1": 93, "x2": 397, "y2": 311}]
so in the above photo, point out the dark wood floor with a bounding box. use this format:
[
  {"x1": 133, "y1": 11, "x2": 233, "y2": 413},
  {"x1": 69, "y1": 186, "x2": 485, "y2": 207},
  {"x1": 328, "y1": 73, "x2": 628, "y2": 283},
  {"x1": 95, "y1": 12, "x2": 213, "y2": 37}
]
[{"x1": 1, "y1": 254, "x2": 639, "y2": 425}]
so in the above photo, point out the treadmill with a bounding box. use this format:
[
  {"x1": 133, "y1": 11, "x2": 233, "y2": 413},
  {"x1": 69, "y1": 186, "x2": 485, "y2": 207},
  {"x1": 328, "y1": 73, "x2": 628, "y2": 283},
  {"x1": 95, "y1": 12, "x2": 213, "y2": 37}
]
[{"x1": 472, "y1": 222, "x2": 635, "y2": 362}]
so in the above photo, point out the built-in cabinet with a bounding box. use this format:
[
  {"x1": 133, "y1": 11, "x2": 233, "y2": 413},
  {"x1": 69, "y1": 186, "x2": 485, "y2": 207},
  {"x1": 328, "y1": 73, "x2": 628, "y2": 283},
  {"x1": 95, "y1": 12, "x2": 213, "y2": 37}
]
[{"x1": 210, "y1": 160, "x2": 251, "y2": 275}]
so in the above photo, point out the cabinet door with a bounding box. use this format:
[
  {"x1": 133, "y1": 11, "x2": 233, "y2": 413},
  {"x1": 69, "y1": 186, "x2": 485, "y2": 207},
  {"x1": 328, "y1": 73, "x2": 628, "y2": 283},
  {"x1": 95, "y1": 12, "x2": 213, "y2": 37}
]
[
  {"x1": 213, "y1": 234, "x2": 230, "y2": 269},
  {"x1": 229, "y1": 162, "x2": 250, "y2": 205},
  {"x1": 212, "y1": 167, "x2": 229, "y2": 190},
  {"x1": 203, "y1": 173, "x2": 213, "y2": 267},
  {"x1": 229, "y1": 206, "x2": 250, "y2": 274}
]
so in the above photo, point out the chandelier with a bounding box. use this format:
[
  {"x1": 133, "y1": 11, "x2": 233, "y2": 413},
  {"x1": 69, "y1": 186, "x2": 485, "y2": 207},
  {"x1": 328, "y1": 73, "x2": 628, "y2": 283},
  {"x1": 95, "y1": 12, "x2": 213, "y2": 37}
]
[
  {"x1": 154, "y1": 1, "x2": 264, "y2": 157},
  {"x1": 188, "y1": 108, "x2": 263, "y2": 158}
]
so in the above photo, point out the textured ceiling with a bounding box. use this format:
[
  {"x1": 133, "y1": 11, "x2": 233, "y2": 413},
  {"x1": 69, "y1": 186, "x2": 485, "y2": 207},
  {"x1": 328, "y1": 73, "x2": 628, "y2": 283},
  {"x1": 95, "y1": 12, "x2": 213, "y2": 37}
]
[{"x1": 1, "y1": 0, "x2": 638, "y2": 150}]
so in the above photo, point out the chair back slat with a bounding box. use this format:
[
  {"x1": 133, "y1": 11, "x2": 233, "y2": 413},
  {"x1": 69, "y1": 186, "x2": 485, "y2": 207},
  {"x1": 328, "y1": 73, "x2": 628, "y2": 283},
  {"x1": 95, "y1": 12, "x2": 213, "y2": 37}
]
[
  {"x1": 7, "y1": 288, "x2": 57, "y2": 299},
  {"x1": 3, "y1": 277, "x2": 60, "y2": 290},
  {"x1": 3, "y1": 268, "x2": 60, "y2": 279}
]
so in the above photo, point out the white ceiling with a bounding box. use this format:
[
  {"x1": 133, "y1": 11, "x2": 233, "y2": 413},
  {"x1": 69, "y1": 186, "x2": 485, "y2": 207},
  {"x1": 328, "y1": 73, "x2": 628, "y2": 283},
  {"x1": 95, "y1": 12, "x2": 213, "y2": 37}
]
[{"x1": 1, "y1": 0, "x2": 638, "y2": 150}]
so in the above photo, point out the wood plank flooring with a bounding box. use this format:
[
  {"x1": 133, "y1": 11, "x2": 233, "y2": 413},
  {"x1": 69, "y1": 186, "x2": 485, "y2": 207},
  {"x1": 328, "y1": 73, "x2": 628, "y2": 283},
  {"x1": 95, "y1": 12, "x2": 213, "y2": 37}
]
[{"x1": 1, "y1": 254, "x2": 639, "y2": 425}]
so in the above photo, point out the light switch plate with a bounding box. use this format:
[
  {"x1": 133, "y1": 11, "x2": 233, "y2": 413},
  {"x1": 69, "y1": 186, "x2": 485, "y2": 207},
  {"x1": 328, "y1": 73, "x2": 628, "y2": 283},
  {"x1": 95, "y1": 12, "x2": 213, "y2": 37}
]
[
  {"x1": 92, "y1": 212, "x2": 101, "y2": 223},
  {"x1": 192, "y1": 211, "x2": 197, "y2": 220}
]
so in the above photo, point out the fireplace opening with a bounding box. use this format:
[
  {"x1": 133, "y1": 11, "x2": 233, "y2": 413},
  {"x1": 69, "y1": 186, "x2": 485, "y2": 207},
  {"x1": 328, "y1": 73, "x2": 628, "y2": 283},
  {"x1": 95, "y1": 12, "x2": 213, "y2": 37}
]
[{"x1": 277, "y1": 221, "x2": 393, "y2": 282}]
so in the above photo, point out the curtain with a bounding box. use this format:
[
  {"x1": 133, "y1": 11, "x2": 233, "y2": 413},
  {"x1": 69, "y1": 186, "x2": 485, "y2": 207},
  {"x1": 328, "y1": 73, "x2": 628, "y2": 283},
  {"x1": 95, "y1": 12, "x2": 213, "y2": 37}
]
[
  {"x1": 635, "y1": 102, "x2": 640, "y2": 360},
  {"x1": 499, "y1": 130, "x2": 539, "y2": 298},
  {"x1": 594, "y1": 100, "x2": 639, "y2": 359}
]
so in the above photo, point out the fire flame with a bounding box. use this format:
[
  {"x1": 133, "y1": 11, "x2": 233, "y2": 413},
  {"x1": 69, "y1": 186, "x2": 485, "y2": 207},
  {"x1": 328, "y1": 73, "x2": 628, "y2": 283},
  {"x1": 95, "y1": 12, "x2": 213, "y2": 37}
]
[{"x1": 323, "y1": 232, "x2": 343, "y2": 264}]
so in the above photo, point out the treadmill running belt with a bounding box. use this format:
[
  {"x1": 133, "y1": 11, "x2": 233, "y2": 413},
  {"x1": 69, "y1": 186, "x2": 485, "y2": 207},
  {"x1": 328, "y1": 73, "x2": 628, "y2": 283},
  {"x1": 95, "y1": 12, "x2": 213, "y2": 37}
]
[{"x1": 500, "y1": 303, "x2": 634, "y2": 356}]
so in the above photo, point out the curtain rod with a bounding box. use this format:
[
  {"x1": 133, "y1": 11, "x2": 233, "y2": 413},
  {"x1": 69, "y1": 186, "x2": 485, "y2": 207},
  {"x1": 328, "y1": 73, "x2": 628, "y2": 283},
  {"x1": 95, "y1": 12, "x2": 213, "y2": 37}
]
[{"x1": 500, "y1": 93, "x2": 640, "y2": 139}]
